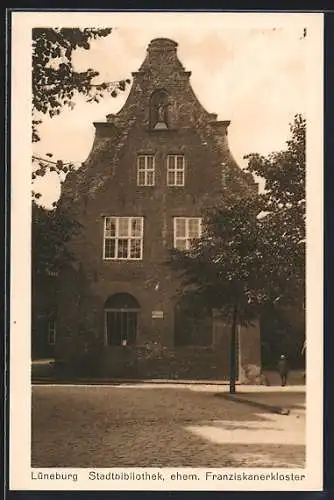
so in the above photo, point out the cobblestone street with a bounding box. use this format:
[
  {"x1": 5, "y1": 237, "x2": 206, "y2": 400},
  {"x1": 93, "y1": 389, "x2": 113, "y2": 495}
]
[{"x1": 31, "y1": 384, "x2": 305, "y2": 468}]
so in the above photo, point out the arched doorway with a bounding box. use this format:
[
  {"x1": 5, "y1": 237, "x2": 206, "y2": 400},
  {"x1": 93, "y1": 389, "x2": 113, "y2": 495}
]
[{"x1": 104, "y1": 293, "x2": 140, "y2": 346}]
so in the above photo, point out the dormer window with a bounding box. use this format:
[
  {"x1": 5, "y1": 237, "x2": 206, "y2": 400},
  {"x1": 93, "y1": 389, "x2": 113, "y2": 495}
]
[
  {"x1": 137, "y1": 155, "x2": 155, "y2": 186},
  {"x1": 167, "y1": 155, "x2": 185, "y2": 186}
]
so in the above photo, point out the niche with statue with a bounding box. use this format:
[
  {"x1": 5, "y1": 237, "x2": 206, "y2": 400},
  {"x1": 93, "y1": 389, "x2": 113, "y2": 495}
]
[{"x1": 150, "y1": 89, "x2": 170, "y2": 130}]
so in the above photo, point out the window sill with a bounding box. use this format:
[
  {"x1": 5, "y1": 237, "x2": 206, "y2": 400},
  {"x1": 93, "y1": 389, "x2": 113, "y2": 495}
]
[{"x1": 103, "y1": 259, "x2": 143, "y2": 262}]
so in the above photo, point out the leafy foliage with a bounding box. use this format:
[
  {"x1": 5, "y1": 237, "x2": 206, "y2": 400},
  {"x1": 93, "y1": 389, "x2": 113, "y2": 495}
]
[
  {"x1": 170, "y1": 194, "x2": 266, "y2": 322},
  {"x1": 170, "y1": 114, "x2": 305, "y2": 317},
  {"x1": 32, "y1": 27, "x2": 130, "y2": 142},
  {"x1": 169, "y1": 114, "x2": 306, "y2": 390},
  {"x1": 32, "y1": 200, "x2": 82, "y2": 275},
  {"x1": 169, "y1": 193, "x2": 264, "y2": 394},
  {"x1": 32, "y1": 27, "x2": 130, "y2": 205},
  {"x1": 245, "y1": 114, "x2": 306, "y2": 305},
  {"x1": 32, "y1": 154, "x2": 77, "y2": 204}
]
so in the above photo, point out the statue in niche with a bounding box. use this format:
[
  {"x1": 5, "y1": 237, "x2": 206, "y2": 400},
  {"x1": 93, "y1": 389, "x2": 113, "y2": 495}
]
[
  {"x1": 151, "y1": 90, "x2": 170, "y2": 129},
  {"x1": 157, "y1": 102, "x2": 167, "y2": 122}
]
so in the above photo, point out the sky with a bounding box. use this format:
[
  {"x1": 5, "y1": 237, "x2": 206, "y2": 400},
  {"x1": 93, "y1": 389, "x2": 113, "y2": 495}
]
[{"x1": 32, "y1": 18, "x2": 308, "y2": 207}]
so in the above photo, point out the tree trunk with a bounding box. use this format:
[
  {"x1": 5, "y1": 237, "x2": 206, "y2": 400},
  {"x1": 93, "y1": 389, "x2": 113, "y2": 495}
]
[{"x1": 229, "y1": 304, "x2": 238, "y2": 394}]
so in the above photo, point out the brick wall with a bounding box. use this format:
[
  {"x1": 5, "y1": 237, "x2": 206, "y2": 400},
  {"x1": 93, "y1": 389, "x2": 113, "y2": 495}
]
[{"x1": 99, "y1": 345, "x2": 228, "y2": 380}]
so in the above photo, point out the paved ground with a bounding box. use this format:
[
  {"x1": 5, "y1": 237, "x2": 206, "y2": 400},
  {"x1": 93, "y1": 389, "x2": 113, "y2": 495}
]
[
  {"x1": 31, "y1": 384, "x2": 305, "y2": 468},
  {"x1": 262, "y1": 370, "x2": 305, "y2": 387},
  {"x1": 229, "y1": 389, "x2": 305, "y2": 411}
]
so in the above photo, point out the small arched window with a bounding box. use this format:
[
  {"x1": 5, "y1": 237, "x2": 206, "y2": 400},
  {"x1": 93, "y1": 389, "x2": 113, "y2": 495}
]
[{"x1": 150, "y1": 89, "x2": 169, "y2": 129}]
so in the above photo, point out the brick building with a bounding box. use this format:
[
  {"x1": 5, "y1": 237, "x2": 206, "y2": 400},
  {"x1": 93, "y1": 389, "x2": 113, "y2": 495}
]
[{"x1": 55, "y1": 38, "x2": 261, "y2": 380}]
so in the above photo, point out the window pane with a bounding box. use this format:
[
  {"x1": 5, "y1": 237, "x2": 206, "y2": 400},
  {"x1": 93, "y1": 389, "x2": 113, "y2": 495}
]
[
  {"x1": 138, "y1": 171, "x2": 146, "y2": 186},
  {"x1": 138, "y1": 156, "x2": 145, "y2": 169},
  {"x1": 167, "y1": 171, "x2": 175, "y2": 185},
  {"x1": 131, "y1": 218, "x2": 142, "y2": 237},
  {"x1": 168, "y1": 156, "x2": 175, "y2": 170},
  {"x1": 104, "y1": 239, "x2": 115, "y2": 259},
  {"x1": 175, "y1": 218, "x2": 186, "y2": 238},
  {"x1": 176, "y1": 171, "x2": 184, "y2": 185},
  {"x1": 177, "y1": 156, "x2": 184, "y2": 169},
  {"x1": 147, "y1": 156, "x2": 154, "y2": 169},
  {"x1": 130, "y1": 239, "x2": 141, "y2": 259},
  {"x1": 118, "y1": 218, "x2": 129, "y2": 237},
  {"x1": 188, "y1": 218, "x2": 200, "y2": 238},
  {"x1": 105, "y1": 218, "x2": 116, "y2": 237},
  {"x1": 117, "y1": 239, "x2": 129, "y2": 258},
  {"x1": 175, "y1": 239, "x2": 187, "y2": 251},
  {"x1": 146, "y1": 171, "x2": 154, "y2": 186}
]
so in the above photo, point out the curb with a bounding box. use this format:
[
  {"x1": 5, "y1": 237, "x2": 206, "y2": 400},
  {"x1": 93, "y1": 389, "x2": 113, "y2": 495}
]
[
  {"x1": 32, "y1": 378, "x2": 233, "y2": 386},
  {"x1": 216, "y1": 393, "x2": 291, "y2": 415}
]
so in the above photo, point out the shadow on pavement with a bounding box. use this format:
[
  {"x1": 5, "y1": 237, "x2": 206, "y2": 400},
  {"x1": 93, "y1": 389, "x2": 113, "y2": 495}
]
[{"x1": 31, "y1": 385, "x2": 305, "y2": 468}]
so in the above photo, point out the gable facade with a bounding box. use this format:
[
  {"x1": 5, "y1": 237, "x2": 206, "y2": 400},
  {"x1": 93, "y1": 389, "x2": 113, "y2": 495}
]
[{"x1": 52, "y1": 38, "x2": 261, "y2": 381}]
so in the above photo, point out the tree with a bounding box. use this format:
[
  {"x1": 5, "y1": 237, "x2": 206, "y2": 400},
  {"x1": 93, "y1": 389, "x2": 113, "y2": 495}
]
[
  {"x1": 245, "y1": 114, "x2": 306, "y2": 368},
  {"x1": 32, "y1": 200, "x2": 82, "y2": 276},
  {"x1": 245, "y1": 114, "x2": 305, "y2": 307},
  {"x1": 169, "y1": 114, "x2": 306, "y2": 393},
  {"x1": 32, "y1": 27, "x2": 130, "y2": 202},
  {"x1": 32, "y1": 27, "x2": 130, "y2": 142},
  {"x1": 31, "y1": 200, "x2": 83, "y2": 362},
  {"x1": 169, "y1": 193, "x2": 266, "y2": 394}
]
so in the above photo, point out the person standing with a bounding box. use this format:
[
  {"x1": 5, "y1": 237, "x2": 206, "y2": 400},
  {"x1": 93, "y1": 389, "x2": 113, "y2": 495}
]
[{"x1": 277, "y1": 354, "x2": 289, "y2": 386}]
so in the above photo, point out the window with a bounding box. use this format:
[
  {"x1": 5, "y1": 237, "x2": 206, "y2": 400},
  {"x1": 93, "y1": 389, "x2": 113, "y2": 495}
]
[
  {"x1": 48, "y1": 318, "x2": 56, "y2": 345},
  {"x1": 137, "y1": 155, "x2": 155, "y2": 186},
  {"x1": 174, "y1": 298, "x2": 212, "y2": 346},
  {"x1": 104, "y1": 217, "x2": 144, "y2": 260},
  {"x1": 104, "y1": 293, "x2": 140, "y2": 346},
  {"x1": 174, "y1": 217, "x2": 202, "y2": 251},
  {"x1": 167, "y1": 155, "x2": 185, "y2": 186}
]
